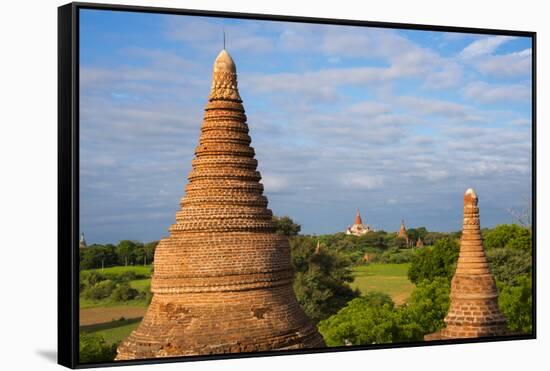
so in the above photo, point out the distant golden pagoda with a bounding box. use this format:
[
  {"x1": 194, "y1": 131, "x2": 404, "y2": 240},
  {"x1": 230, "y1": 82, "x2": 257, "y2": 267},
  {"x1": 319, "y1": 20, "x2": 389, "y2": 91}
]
[
  {"x1": 346, "y1": 209, "x2": 372, "y2": 236},
  {"x1": 425, "y1": 188, "x2": 508, "y2": 340},
  {"x1": 116, "y1": 49, "x2": 324, "y2": 360}
]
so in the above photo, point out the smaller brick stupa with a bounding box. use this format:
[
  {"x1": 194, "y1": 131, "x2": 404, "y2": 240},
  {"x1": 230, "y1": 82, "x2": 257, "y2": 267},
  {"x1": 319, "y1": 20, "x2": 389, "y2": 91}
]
[
  {"x1": 315, "y1": 240, "x2": 321, "y2": 255},
  {"x1": 397, "y1": 220, "x2": 409, "y2": 245},
  {"x1": 425, "y1": 188, "x2": 508, "y2": 340},
  {"x1": 416, "y1": 237, "x2": 424, "y2": 248}
]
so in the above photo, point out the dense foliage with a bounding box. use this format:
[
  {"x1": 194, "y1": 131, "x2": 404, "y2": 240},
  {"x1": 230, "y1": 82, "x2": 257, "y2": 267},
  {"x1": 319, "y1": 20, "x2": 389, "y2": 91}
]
[
  {"x1": 318, "y1": 292, "x2": 400, "y2": 346},
  {"x1": 273, "y1": 215, "x2": 301, "y2": 236},
  {"x1": 497, "y1": 275, "x2": 533, "y2": 334},
  {"x1": 79, "y1": 333, "x2": 117, "y2": 363},
  {"x1": 484, "y1": 224, "x2": 532, "y2": 251},
  {"x1": 407, "y1": 238, "x2": 460, "y2": 284},
  {"x1": 318, "y1": 278, "x2": 451, "y2": 346},
  {"x1": 486, "y1": 248, "x2": 532, "y2": 286},
  {"x1": 290, "y1": 236, "x2": 359, "y2": 322}
]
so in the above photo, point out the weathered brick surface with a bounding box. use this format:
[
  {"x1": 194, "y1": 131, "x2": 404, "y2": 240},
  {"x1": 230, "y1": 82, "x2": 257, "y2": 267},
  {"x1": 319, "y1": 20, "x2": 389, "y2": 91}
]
[
  {"x1": 116, "y1": 50, "x2": 324, "y2": 360},
  {"x1": 425, "y1": 189, "x2": 508, "y2": 341}
]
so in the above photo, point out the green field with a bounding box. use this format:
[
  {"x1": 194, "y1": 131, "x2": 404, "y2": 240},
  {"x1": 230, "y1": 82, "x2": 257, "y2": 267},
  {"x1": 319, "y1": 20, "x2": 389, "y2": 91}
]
[
  {"x1": 81, "y1": 265, "x2": 152, "y2": 277},
  {"x1": 80, "y1": 265, "x2": 152, "y2": 309},
  {"x1": 81, "y1": 318, "x2": 141, "y2": 345},
  {"x1": 129, "y1": 278, "x2": 151, "y2": 291},
  {"x1": 351, "y1": 263, "x2": 415, "y2": 304}
]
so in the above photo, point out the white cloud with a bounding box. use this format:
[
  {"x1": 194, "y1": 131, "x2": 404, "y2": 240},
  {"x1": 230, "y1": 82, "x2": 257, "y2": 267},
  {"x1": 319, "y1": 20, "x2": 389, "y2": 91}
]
[
  {"x1": 463, "y1": 81, "x2": 531, "y2": 103},
  {"x1": 460, "y1": 35, "x2": 515, "y2": 59},
  {"x1": 399, "y1": 96, "x2": 469, "y2": 118},
  {"x1": 261, "y1": 173, "x2": 290, "y2": 193},
  {"x1": 348, "y1": 101, "x2": 391, "y2": 116},
  {"x1": 511, "y1": 118, "x2": 530, "y2": 126},
  {"x1": 341, "y1": 173, "x2": 384, "y2": 190},
  {"x1": 475, "y1": 48, "x2": 532, "y2": 77}
]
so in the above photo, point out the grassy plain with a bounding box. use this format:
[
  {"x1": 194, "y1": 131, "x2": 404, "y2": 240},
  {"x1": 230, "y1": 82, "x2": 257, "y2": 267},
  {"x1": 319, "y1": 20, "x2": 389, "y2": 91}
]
[{"x1": 351, "y1": 263, "x2": 415, "y2": 305}]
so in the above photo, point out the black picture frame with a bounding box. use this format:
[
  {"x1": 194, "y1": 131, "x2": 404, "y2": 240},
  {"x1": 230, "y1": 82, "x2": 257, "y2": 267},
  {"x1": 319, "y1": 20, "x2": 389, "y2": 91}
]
[{"x1": 58, "y1": 2, "x2": 537, "y2": 369}]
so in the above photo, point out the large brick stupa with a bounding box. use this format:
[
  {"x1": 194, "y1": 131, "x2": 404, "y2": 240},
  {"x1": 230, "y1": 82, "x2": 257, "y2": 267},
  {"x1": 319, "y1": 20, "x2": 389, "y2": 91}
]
[
  {"x1": 115, "y1": 49, "x2": 325, "y2": 360},
  {"x1": 425, "y1": 188, "x2": 508, "y2": 340}
]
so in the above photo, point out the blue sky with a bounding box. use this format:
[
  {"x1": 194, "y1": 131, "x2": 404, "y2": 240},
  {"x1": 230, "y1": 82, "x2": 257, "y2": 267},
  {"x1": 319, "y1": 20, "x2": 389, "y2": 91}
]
[{"x1": 79, "y1": 9, "x2": 533, "y2": 244}]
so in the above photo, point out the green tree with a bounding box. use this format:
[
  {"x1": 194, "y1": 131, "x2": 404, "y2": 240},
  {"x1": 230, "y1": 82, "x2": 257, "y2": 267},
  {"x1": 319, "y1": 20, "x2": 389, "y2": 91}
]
[
  {"x1": 399, "y1": 278, "x2": 451, "y2": 338},
  {"x1": 406, "y1": 227, "x2": 428, "y2": 244},
  {"x1": 116, "y1": 240, "x2": 139, "y2": 266},
  {"x1": 484, "y1": 224, "x2": 531, "y2": 251},
  {"x1": 487, "y1": 247, "x2": 532, "y2": 286},
  {"x1": 144, "y1": 241, "x2": 158, "y2": 264},
  {"x1": 79, "y1": 332, "x2": 117, "y2": 363},
  {"x1": 290, "y1": 237, "x2": 359, "y2": 322},
  {"x1": 408, "y1": 238, "x2": 459, "y2": 284},
  {"x1": 318, "y1": 279, "x2": 452, "y2": 346},
  {"x1": 318, "y1": 292, "x2": 399, "y2": 346},
  {"x1": 498, "y1": 275, "x2": 533, "y2": 334},
  {"x1": 273, "y1": 215, "x2": 301, "y2": 236}
]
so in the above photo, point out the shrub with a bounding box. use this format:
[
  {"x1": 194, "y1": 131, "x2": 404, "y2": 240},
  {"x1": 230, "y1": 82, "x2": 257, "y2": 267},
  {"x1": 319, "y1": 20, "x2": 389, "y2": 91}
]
[
  {"x1": 83, "y1": 280, "x2": 117, "y2": 300},
  {"x1": 79, "y1": 332, "x2": 117, "y2": 363},
  {"x1": 118, "y1": 271, "x2": 137, "y2": 282},
  {"x1": 110, "y1": 282, "x2": 140, "y2": 302},
  {"x1": 80, "y1": 271, "x2": 105, "y2": 289},
  {"x1": 379, "y1": 248, "x2": 413, "y2": 264}
]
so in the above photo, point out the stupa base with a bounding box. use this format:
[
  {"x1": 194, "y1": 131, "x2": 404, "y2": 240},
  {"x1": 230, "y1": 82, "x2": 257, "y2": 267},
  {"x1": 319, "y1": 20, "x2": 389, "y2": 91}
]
[
  {"x1": 425, "y1": 325, "x2": 508, "y2": 341},
  {"x1": 115, "y1": 285, "x2": 325, "y2": 360}
]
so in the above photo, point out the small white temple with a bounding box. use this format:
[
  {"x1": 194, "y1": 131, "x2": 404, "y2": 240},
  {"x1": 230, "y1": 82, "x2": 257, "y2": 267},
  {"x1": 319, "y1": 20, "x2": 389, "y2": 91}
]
[
  {"x1": 79, "y1": 233, "x2": 87, "y2": 249},
  {"x1": 346, "y1": 210, "x2": 373, "y2": 236}
]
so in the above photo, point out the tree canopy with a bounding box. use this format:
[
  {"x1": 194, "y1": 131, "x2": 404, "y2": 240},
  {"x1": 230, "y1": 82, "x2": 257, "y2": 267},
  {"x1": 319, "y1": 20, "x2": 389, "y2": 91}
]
[{"x1": 290, "y1": 236, "x2": 359, "y2": 322}]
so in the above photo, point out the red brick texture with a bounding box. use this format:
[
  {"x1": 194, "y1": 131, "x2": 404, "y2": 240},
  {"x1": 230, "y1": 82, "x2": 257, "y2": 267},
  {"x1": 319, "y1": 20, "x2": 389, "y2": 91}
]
[
  {"x1": 115, "y1": 50, "x2": 324, "y2": 360},
  {"x1": 425, "y1": 189, "x2": 508, "y2": 341}
]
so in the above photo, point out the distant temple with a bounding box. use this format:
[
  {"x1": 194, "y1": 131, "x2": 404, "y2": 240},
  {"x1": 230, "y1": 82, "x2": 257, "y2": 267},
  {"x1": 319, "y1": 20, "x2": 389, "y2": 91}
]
[
  {"x1": 416, "y1": 237, "x2": 424, "y2": 248},
  {"x1": 79, "y1": 233, "x2": 87, "y2": 249},
  {"x1": 397, "y1": 219, "x2": 409, "y2": 245},
  {"x1": 425, "y1": 188, "x2": 508, "y2": 340},
  {"x1": 315, "y1": 240, "x2": 321, "y2": 255},
  {"x1": 116, "y1": 48, "x2": 324, "y2": 360},
  {"x1": 346, "y1": 210, "x2": 373, "y2": 236}
]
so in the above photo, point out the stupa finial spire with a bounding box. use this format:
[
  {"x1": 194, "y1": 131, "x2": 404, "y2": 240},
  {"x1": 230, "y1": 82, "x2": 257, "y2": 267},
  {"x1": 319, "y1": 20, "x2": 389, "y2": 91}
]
[{"x1": 209, "y1": 48, "x2": 240, "y2": 102}]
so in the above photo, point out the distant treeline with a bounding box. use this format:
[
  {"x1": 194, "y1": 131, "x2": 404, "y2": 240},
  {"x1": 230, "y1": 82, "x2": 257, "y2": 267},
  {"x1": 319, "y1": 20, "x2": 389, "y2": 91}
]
[
  {"x1": 80, "y1": 240, "x2": 158, "y2": 270},
  {"x1": 79, "y1": 219, "x2": 458, "y2": 270}
]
